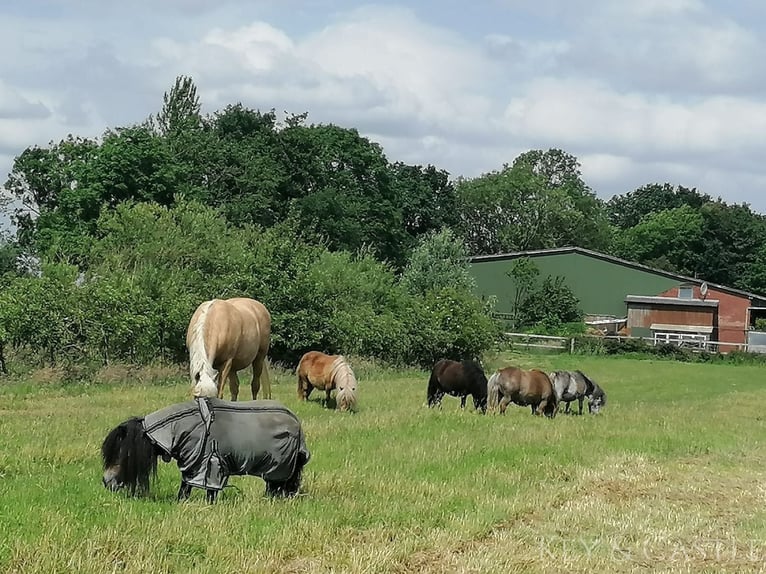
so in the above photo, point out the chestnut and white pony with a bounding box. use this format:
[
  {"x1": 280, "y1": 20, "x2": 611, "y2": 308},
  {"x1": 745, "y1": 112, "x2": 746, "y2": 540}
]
[
  {"x1": 297, "y1": 351, "x2": 358, "y2": 412},
  {"x1": 186, "y1": 297, "x2": 272, "y2": 400}
]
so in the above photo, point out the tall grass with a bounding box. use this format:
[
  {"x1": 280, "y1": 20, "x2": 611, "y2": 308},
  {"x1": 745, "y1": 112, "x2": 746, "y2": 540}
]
[{"x1": 1, "y1": 353, "x2": 766, "y2": 573}]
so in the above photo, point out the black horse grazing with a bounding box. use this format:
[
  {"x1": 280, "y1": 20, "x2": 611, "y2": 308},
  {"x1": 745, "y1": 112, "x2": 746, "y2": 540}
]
[
  {"x1": 101, "y1": 398, "x2": 310, "y2": 503},
  {"x1": 427, "y1": 359, "x2": 488, "y2": 413}
]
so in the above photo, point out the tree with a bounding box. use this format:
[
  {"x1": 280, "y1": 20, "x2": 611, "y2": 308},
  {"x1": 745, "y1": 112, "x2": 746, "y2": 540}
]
[
  {"x1": 389, "y1": 162, "x2": 459, "y2": 237},
  {"x1": 195, "y1": 104, "x2": 288, "y2": 228},
  {"x1": 696, "y1": 200, "x2": 766, "y2": 289},
  {"x1": 400, "y1": 228, "x2": 474, "y2": 295},
  {"x1": 454, "y1": 149, "x2": 612, "y2": 256},
  {"x1": 278, "y1": 123, "x2": 413, "y2": 266},
  {"x1": 505, "y1": 257, "x2": 581, "y2": 329},
  {"x1": 512, "y1": 149, "x2": 612, "y2": 250},
  {"x1": 611, "y1": 205, "x2": 704, "y2": 276},
  {"x1": 519, "y1": 275, "x2": 582, "y2": 328},
  {"x1": 507, "y1": 257, "x2": 540, "y2": 329},
  {"x1": 607, "y1": 183, "x2": 711, "y2": 229},
  {"x1": 152, "y1": 75, "x2": 202, "y2": 137}
]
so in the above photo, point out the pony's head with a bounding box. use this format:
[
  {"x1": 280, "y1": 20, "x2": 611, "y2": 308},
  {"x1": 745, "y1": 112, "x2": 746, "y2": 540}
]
[
  {"x1": 588, "y1": 385, "x2": 607, "y2": 414},
  {"x1": 101, "y1": 417, "x2": 168, "y2": 495},
  {"x1": 335, "y1": 361, "x2": 358, "y2": 413},
  {"x1": 191, "y1": 365, "x2": 218, "y2": 398},
  {"x1": 461, "y1": 360, "x2": 489, "y2": 413}
]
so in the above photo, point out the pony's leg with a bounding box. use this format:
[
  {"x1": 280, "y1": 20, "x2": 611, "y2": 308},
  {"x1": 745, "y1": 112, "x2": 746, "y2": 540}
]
[
  {"x1": 177, "y1": 482, "x2": 192, "y2": 502},
  {"x1": 218, "y1": 359, "x2": 234, "y2": 399},
  {"x1": 297, "y1": 374, "x2": 307, "y2": 400},
  {"x1": 428, "y1": 390, "x2": 444, "y2": 408},
  {"x1": 577, "y1": 397, "x2": 584, "y2": 415},
  {"x1": 206, "y1": 489, "x2": 218, "y2": 504},
  {"x1": 228, "y1": 371, "x2": 241, "y2": 402},
  {"x1": 460, "y1": 395, "x2": 467, "y2": 409},
  {"x1": 565, "y1": 401, "x2": 571, "y2": 415},
  {"x1": 250, "y1": 354, "x2": 266, "y2": 400},
  {"x1": 498, "y1": 396, "x2": 510, "y2": 414},
  {"x1": 325, "y1": 388, "x2": 333, "y2": 409}
]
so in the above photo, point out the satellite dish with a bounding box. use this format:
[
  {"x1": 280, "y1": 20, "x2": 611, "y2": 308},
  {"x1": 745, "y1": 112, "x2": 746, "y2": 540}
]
[{"x1": 700, "y1": 282, "x2": 708, "y2": 299}]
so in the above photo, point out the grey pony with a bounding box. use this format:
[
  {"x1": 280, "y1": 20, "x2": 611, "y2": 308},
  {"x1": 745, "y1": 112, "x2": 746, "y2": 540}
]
[{"x1": 549, "y1": 370, "x2": 607, "y2": 415}]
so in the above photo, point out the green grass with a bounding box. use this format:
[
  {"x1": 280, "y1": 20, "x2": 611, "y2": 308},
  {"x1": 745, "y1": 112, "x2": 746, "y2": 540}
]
[{"x1": 2, "y1": 353, "x2": 766, "y2": 573}]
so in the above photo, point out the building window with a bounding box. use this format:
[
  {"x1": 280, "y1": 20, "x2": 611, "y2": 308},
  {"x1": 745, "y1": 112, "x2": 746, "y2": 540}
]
[{"x1": 678, "y1": 286, "x2": 693, "y2": 299}]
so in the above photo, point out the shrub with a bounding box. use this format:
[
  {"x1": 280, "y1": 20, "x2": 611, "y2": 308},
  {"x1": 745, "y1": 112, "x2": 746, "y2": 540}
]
[{"x1": 0, "y1": 201, "x2": 498, "y2": 370}]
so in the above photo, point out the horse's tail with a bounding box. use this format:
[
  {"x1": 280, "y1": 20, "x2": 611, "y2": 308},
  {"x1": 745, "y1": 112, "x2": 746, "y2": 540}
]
[
  {"x1": 543, "y1": 371, "x2": 559, "y2": 411},
  {"x1": 427, "y1": 367, "x2": 440, "y2": 405},
  {"x1": 486, "y1": 371, "x2": 501, "y2": 412},
  {"x1": 296, "y1": 354, "x2": 307, "y2": 399}
]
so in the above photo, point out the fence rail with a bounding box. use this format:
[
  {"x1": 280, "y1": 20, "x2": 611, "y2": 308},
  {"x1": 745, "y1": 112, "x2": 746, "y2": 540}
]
[{"x1": 503, "y1": 332, "x2": 763, "y2": 355}]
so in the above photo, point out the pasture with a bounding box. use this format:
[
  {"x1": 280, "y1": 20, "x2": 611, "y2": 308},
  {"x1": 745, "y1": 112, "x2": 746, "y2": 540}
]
[{"x1": 2, "y1": 353, "x2": 766, "y2": 573}]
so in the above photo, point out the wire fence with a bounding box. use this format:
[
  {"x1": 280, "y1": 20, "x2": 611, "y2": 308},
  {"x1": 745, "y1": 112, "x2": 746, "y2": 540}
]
[{"x1": 503, "y1": 332, "x2": 766, "y2": 355}]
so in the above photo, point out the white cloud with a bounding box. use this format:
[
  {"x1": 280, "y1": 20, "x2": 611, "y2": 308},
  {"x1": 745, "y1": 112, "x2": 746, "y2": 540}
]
[
  {"x1": 503, "y1": 77, "x2": 766, "y2": 167},
  {"x1": 152, "y1": 5, "x2": 502, "y2": 144},
  {"x1": 2, "y1": 0, "x2": 766, "y2": 226},
  {"x1": 562, "y1": 0, "x2": 765, "y2": 93}
]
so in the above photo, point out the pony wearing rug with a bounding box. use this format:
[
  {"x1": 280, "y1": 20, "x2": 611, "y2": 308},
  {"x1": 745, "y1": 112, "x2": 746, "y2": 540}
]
[
  {"x1": 297, "y1": 351, "x2": 358, "y2": 412},
  {"x1": 186, "y1": 297, "x2": 272, "y2": 401},
  {"x1": 427, "y1": 359, "x2": 488, "y2": 413},
  {"x1": 101, "y1": 398, "x2": 310, "y2": 503},
  {"x1": 549, "y1": 370, "x2": 607, "y2": 415},
  {"x1": 487, "y1": 366, "x2": 558, "y2": 417}
]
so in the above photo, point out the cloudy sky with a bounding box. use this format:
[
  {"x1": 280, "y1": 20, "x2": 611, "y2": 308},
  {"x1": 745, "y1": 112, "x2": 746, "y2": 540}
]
[{"x1": 2, "y1": 0, "x2": 766, "y2": 232}]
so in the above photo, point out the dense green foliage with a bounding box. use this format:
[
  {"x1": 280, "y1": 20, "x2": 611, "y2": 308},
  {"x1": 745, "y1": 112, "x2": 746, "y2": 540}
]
[
  {"x1": 0, "y1": 200, "x2": 497, "y2": 368},
  {"x1": 2, "y1": 75, "x2": 766, "y2": 368}
]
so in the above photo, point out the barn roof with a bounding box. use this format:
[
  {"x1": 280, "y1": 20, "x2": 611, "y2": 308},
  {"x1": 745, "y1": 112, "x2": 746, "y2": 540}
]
[{"x1": 469, "y1": 246, "x2": 766, "y2": 303}]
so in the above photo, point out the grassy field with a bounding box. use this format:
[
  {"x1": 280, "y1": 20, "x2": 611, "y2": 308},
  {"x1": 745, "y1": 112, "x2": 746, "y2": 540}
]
[{"x1": 2, "y1": 352, "x2": 766, "y2": 573}]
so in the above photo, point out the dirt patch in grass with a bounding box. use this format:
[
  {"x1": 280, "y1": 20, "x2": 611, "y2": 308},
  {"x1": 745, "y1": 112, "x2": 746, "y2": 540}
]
[{"x1": 390, "y1": 454, "x2": 766, "y2": 574}]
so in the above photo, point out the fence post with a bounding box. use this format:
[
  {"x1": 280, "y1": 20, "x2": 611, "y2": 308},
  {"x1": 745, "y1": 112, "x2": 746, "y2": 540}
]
[{"x1": 569, "y1": 338, "x2": 575, "y2": 354}]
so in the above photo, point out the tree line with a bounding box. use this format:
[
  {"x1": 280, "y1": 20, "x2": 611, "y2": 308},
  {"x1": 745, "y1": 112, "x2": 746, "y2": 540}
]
[{"x1": 1, "y1": 75, "x2": 764, "y2": 368}]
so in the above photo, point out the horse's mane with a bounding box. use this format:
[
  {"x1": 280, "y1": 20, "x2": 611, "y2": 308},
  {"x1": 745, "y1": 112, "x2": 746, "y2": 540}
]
[
  {"x1": 101, "y1": 417, "x2": 158, "y2": 495},
  {"x1": 593, "y1": 383, "x2": 607, "y2": 405},
  {"x1": 332, "y1": 356, "x2": 358, "y2": 411},
  {"x1": 575, "y1": 370, "x2": 596, "y2": 396},
  {"x1": 460, "y1": 360, "x2": 488, "y2": 393},
  {"x1": 189, "y1": 300, "x2": 217, "y2": 386}
]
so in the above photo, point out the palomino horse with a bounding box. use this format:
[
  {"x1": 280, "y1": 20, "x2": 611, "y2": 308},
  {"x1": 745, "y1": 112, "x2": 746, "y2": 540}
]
[
  {"x1": 101, "y1": 398, "x2": 310, "y2": 503},
  {"x1": 550, "y1": 370, "x2": 608, "y2": 415},
  {"x1": 297, "y1": 351, "x2": 358, "y2": 412},
  {"x1": 427, "y1": 359, "x2": 488, "y2": 413},
  {"x1": 487, "y1": 366, "x2": 557, "y2": 417},
  {"x1": 186, "y1": 297, "x2": 272, "y2": 401}
]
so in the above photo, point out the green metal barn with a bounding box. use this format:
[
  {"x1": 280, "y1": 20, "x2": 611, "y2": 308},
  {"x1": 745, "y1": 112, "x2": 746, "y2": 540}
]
[
  {"x1": 468, "y1": 247, "x2": 766, "y2": 349},
  {"x1": 469, "y1": 247, "x2": 681, "y2": 319}
]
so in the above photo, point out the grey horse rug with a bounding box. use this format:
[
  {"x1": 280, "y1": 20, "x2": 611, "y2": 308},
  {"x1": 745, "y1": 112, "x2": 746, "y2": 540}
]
[{"x1": 142, "y1": 398, "x2": 310, "y2": 491}]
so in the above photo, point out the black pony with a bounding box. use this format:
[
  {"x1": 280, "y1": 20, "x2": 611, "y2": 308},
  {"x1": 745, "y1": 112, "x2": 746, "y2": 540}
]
[
  {"x1": 427, "y1": 358, "x2": 488, "y2": 413},
  {"x1": 101, "y1": 398, "x2": 311, "y2": 503}
]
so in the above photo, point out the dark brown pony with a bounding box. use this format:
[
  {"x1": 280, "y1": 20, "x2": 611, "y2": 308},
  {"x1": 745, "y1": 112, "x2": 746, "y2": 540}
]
[
  {"x1": 427, "y1": 359, "x2": 488, "y2": 413},
  {"x1": 486, "y1": 366, "x2": 558, "y2": 417}
]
